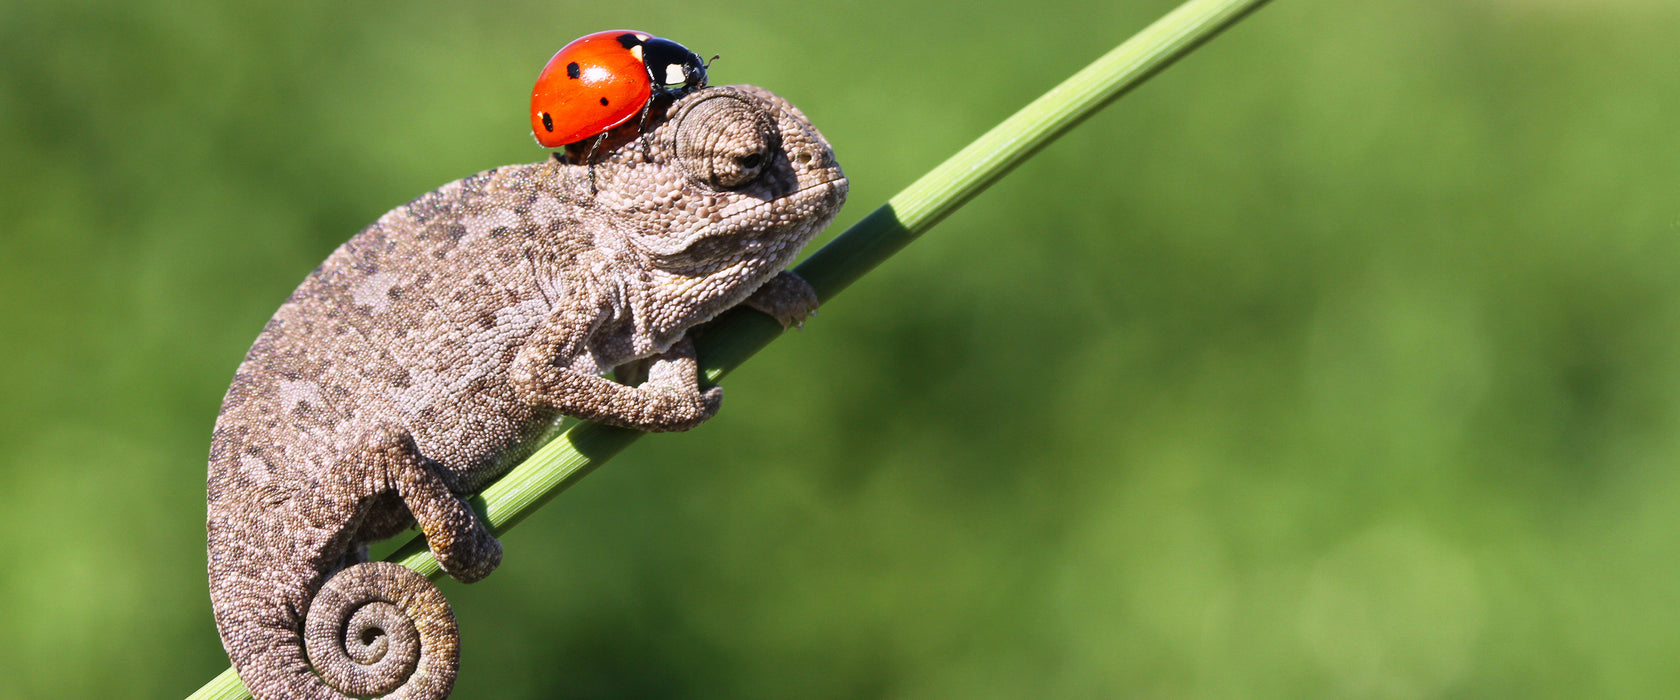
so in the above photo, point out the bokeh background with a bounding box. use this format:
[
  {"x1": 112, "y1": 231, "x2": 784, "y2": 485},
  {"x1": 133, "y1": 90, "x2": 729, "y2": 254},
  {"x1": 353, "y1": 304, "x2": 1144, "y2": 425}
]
[{"x1": 4, "y1": 0, "x2": 1680, "y2": 697}]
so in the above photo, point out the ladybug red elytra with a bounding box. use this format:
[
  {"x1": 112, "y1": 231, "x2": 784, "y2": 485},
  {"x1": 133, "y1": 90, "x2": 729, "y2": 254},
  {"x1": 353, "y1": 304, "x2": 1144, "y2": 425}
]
[{"x1": 530, "y1": 30, "x2": 708, "y2": 149}]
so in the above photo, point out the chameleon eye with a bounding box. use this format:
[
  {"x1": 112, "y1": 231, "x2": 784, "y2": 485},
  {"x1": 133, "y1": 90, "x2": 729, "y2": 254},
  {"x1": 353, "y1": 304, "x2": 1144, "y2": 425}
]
[{"x1": 673, "y1": 93, "x2": 777, "y2": 189}]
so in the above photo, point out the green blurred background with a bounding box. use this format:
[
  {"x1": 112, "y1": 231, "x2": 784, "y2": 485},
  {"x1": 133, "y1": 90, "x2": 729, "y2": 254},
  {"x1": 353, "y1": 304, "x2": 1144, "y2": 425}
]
[{"x1": 4, "y1": 0, "x2": 1679, "y2": 697}]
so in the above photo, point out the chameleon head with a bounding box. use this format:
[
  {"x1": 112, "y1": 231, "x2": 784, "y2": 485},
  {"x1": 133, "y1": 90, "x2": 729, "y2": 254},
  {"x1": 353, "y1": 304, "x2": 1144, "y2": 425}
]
[{"x1": 591, "y1": 84, "x2": 849, "y2": 272}]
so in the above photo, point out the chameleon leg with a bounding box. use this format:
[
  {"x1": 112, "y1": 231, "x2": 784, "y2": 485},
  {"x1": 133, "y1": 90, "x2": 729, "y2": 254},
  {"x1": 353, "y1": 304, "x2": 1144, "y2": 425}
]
[
  {"x1": 365, "y1": 423, "x2": 503, "y2": 583},
  {"x1": 512, "y1": 334, "x2": 722, "y2": 432}
]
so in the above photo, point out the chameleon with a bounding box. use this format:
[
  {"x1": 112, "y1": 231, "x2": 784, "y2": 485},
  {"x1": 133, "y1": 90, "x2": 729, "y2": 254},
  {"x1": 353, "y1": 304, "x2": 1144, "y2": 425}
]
[{"x1": 206, "y1": 84, "x2": 847, "y2": 699}]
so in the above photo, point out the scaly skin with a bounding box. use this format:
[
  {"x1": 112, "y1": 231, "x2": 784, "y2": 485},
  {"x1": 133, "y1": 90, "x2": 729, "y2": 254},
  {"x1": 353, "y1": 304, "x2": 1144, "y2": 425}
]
[{"x1": 207, "y1": 85, "x2": 847, "y2": 699}]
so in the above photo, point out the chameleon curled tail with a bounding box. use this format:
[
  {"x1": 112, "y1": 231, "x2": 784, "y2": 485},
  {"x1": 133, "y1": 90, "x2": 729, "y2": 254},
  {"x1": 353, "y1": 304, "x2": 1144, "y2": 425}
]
[
  {"x1": 305, "y1": 562, "x2": 458, "y2": 698},
  {"x1": 212, "y1": 556, "x2": 458, "y2": 699},
  {"x1": 206, "y1": 417, "x2": 498, "y2": 699}
]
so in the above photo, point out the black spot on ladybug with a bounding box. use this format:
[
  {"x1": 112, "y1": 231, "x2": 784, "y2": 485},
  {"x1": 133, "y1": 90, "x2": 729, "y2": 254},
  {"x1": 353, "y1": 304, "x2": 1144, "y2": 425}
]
[
  {"x1": 615, "y1": 33, "x2": 642, "y2": 50},
  {"x1": 599, "y1": 97, "x2": 609, "y2": 106},
  {"x1": 541, "y1": 111, "x2": 553, "y2": 132},
  {"x1": 566, "y1": 62, "x2": 580, "y2": 80}
]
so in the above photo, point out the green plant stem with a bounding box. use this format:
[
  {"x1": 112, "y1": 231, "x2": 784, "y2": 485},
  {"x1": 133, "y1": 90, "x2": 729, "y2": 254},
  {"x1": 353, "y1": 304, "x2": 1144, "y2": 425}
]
[{"x1": 188, "y1": 0, "x2": 1270, "y2": 697}]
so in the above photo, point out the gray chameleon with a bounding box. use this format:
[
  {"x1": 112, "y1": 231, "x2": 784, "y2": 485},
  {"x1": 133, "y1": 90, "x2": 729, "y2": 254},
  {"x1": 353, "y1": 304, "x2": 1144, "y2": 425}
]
[{"x1": 207, "y1": 84, "x2": 847, "y2": 699}]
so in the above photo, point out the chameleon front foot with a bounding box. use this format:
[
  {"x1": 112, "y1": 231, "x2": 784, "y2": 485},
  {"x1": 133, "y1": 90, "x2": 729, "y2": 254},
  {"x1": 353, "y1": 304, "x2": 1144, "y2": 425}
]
[{"x1": 745, "y1": 271, "x2": 821, "y2": 328}]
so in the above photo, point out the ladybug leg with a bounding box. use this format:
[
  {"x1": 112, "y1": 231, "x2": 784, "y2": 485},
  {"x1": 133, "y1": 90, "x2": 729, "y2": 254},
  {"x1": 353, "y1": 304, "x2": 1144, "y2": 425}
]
[
  {"x1": 633, "y1": 99, "x2": 656, "y2": 162},
  {"x1": 583, "y1": 132, "x2": 609, "y2": 194}
]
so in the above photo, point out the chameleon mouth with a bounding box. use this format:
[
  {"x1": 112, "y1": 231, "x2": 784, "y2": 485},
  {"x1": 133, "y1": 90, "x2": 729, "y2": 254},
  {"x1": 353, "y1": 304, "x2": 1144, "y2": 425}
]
[
  {"x1": 711, "y1": 175, "x2": 848, "y2": 244},
  {"x1": 637, "y1": 176, "x2": 849, "y2": 270},
  {"x1": 726, "y1": 175, "x2": 848, "y2": 228}
]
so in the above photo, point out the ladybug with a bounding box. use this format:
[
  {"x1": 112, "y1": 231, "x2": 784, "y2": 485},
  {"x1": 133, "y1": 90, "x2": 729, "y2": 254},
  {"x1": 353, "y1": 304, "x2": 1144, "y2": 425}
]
[{"x1": 530, "y1": 30, "x2": 709, "y2": 149}]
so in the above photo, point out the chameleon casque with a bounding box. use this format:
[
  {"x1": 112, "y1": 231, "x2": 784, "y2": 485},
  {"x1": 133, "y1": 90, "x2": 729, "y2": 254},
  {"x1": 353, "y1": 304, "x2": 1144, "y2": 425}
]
[{"x1": 207, "y1": 85, "x2": 847, "y2": 699}]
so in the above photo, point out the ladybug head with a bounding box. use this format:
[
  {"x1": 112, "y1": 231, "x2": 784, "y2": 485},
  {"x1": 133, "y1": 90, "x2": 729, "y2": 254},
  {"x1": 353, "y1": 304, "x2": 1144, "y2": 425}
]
[{"x1": 641, "y1": 37, "x2": 708, "y2": 94}]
